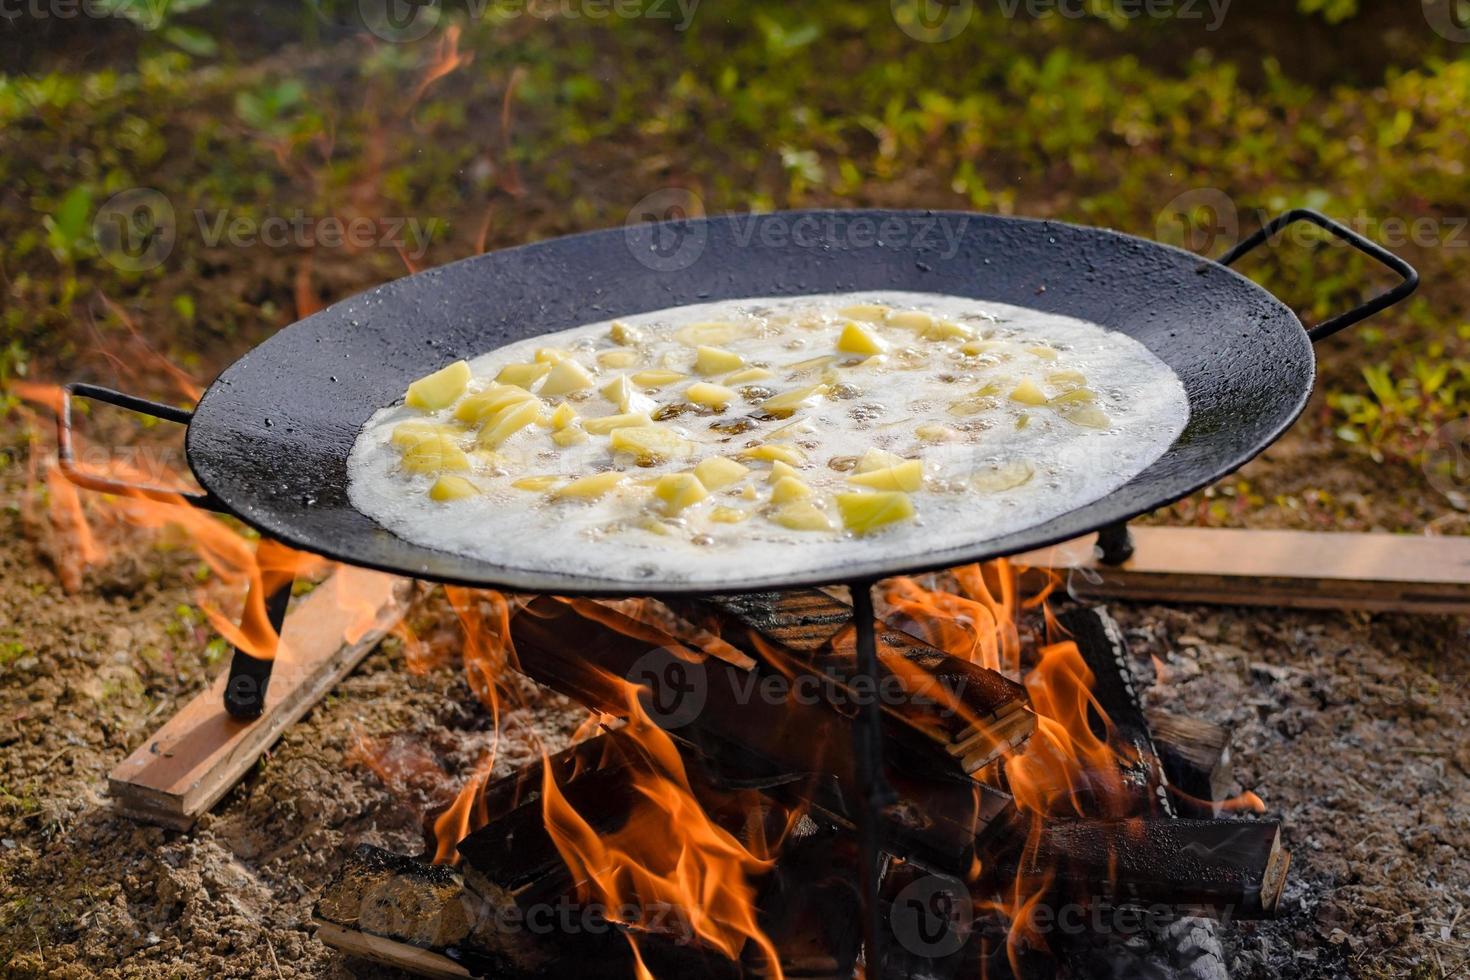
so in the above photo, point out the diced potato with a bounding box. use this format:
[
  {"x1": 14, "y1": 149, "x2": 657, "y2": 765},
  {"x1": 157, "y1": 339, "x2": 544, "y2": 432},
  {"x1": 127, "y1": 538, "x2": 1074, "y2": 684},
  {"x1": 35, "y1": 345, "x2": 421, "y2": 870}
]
[
  {"x1": 693, "y1": 456, "x2": 749, "y2": 490},
  {"x1": 915, "y1": 423, "x2": 960, "y2": 443},
  {"x1": 496, "y1": 362, "x2": 551, "y2": 388},
  {"x1": 554, "y1": 471, "x2": 625, "y2": 498},
  {"x1": 786, "y1": 354, "x2": 838, "y2": 375},
  {"x1": 477, "y1": 399, "x2": 541, "y2": 448},
  {"x1": 610, "y1": 426, "x2": 695, "y2": 461},
  {"x1": 535, "y1": 347, "x2": 571, "y2": 364},
  {"x1": 455, "y1": 385, "x2": 536, "y2": 424},
  {"x1": 549, "y1": 403, "x2": 578, "y2": 430},
  {"x1": 609, "y1": 320, "x2": 642, "y2": 346},
  {"x1": 739, "y1": 444, "x2": 806, "y2": 465},
  {"x1": 771, "y1": 501, "x2": 833, "y2": 532},
  {"x1": 838, "y1": 304, "x2": 890, "y2": 322},
  {"x1": 552, "y1": 427, "x2": 589, "y2": 447},
  {"x1": 653, "y1": 472, "x2": 708, "y2": 514},
  {"x1": 404, "y1": 360, "x2": 471, "y2": 411},
  {"x1": 512, "y1": 475, "x2": 561, "y2": 491},
  {"x1": 739, "y1": 485, "x2": 759, "y2": 501},
  {"x1": 855, "y1": 448, "x2": 905, "y2": 473},
  {"x1": 598, "y1": 349, "x2": 641, "y2": 369},
  {"x1": 920, "y1": 320, "x2": 975, "y2": 341},
  {"x1": 723, "y1": 366, "x2": 774, "y2": 385},
  {"x1": 887, "y1": 310, "x2": 934, "y2": 332},
  {"x1": 539, "y1": 359, "x2": 595, "y2": 397},
  {"x1": 973, "y1": 461, "x2": 1035, "y2": 493},
  {"x1": 1009, "y1": 378, "x2": 1048, "y2": 406},
  {"x1": 950, "y1": 394, "x2": 1001, "y2": 417},
  {"x1": 1049, "y1": 387, "x2": 1098, "y2": 406},
  {"x1": 695, "y1": 346, "x2": 744, "y2": 375},
  {"x1": 583, "y1": 412, "x2": 653, "y2": 434},
  {"x1": 632, "y1": 369, "x2": 687, "y2": 388},
  {"x1": 429, "y1": 475, "x2": 480, "y2": 501},
  {"x1": 686, "y1": 382, "x2": 736, "y2": 409},
  {"x1": 835, "y1": 491, "x2": 915, "y2": 534},
  {"x1": 1060, "y1": 406, "x2": 1112, "y2": 429},
  {"x1": 675, "y1": 321, "x2": 744, "y2": 347},
  {"x1": 767, "y1": 460, "x2": 802, "y2": 483},
  {"x1": 710, "y1": 506, "x2": 751, "y2": 524},
  {"x1": 1027, "y1": 345, "x2": 1059, "y2": 361},
  {"x1": 1046, "y1": 368, "x2": 1088, "y2": 388},
  {"x1": 837, "y1": 322, "x2": 888, "y2": 355},
  {"x1": 847, "y1": 459, "x2": 923, "y2": 492},
  {"x1": 770, "y1": 476, "x2": 813, "y2": 504},
  {"x1": 601, "y1": 375, "x2": 654, "y2": 413},
  {"x1": 760, "y1": 384, "x2": 827, "y2": 415},
  {"x1": 391, "y1": 421, "x2": 462, "y2": 449},
  {"x1": 960, "y1": 339, "x2": 1004, "y2": 357},
  {"x1": 401, "y1": 435, "x2": 470, "y2": 474}
]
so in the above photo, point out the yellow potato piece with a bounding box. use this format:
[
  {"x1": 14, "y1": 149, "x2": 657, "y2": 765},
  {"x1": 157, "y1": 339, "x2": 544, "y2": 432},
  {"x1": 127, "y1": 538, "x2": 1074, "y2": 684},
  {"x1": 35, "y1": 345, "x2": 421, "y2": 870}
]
[
  {"x1": 771, "y1": 501, "x2": 833, "y2": 532},
  {"x1": 600, "y1": 375, "x2": 653, "y2": 413},
  {"x1": 835, "y1": 491, "x2": 915, "y2": 534},
  {"x1": 598, "y1": 349, "x2": 641, "y2": 369},
  {"x1": 1027, "y1": 345, "x2": 1060, "y2": 361},
  {"x1": 847, "y1": 459, "x2": 923, "y2": 492},
  {"x1": 675, "y1": 321, "x2": 744, "y2": 346},
  {"x1": 404, "y1": 360, "x2": 471, "y2": 411},
  {"x1": 838, "y1": 304, "x2": 890, "y2": 322},
  {"x1": 886, "y1": 310, "x2": 934, "y2": 332},
  {"x1": 1049, "y1": 387, "x2": 1098, "y2": 406},
  {"x1": 631, "y1": 369, "x2": 687, "y2": 388},
  {"x1": 915, "y1": 423, "x2": 960, "y2": 443},
  {"x1": 455, "y1": 385, "x2": 536, "y2": 424},
  {"x1": 477, "y1": 399, "x2": 541, "y2": 448},
  {"x1": 496, "y1": 362, "x2": 551, "y2": 388},
  {"x1": 686, "y1": 382, "x2": 736, "y2": 409},
  {"x1": 1060, "y1": 406, "x2": 1112, "y2": 429},
  {"x1": 535, "y1": 347, "x2": 571, "y2": 364},
  {"x1": 973, "y1": 461, "x2": 1035, "y2": 493},
  {"x1": 512, "y1": 475, "x2": 562, "y2": 491},
  {"x1": 709, "y1": 506, "x2": 751, "y2": 524},
  {"x1": 855, "y1": 448, "x2": 905, "y2": 473},
  {"x1": 920, "y1": 320, "x2": 975, "y2": 341},
  {"x1": 609, "y1": 320, "x2": 642, "y2": 346},
  {"x1": 551, "y1": 427, "x2": 589, "y2": 447},
  {"x1": 723, "y1": 366, "x2": 774, "y2": 385},
  {"x1": 760, "y1": 385, "x2": 827, "y2": 415},
  {"x1": 693, "y1": 456, "x2": 749, "y2": 490},
  {"x1": 610, "y1": 426, "x2": 695, "y2": 461},
  {"x1": 695, "y1": 346, "x2": 744, "y2": 375},
  {"x1": 539, "y1": 359, "x2": 594, "y2": 397},
  {"x1": 1009, "y1": 378, "x2": 1048, "y2": 406},
  {"x1": 770, "y1": 476, "x2": 813, "y2": 504},
  {"x1": 961, "y1": 339, "x2": 1005, "y2": 357},
  {"x1": 837, "y1": 322, "x2": 888, "y2": 355},
  {"x1": 583, "y1": 412, "x2": 653, "y2": 434},
  {"x1": 739, "y1": 444, "x2": 806, "y2": 465},
  {"x1": 401, "y1": 435, "x2": 470, "y2": 474},
  {"x1": 549, "y1": 403, "x2": 578, "y2": 430},
  {"x1": 654, "y1": 472, "x2": 708, "y2": 514},
  {"x1": 554, "y1": 472, "x2": 625, "y2": 498},
  {"x1": 391, "y1": 421, "x2": 462, "y2": 449},
  {"x1": 429, "y1": 475, "x2": 480, "y2": 501},
  {"x1": 767, "y1": 460, "x2": 802, "y2": 483}
]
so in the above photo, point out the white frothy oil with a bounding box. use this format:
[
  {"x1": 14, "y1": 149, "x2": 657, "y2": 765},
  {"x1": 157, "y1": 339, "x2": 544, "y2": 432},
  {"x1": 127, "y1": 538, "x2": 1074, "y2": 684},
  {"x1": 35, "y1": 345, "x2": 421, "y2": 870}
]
[{"x1": 347, "y1": 291, "x2": 1190, "y2": 586}]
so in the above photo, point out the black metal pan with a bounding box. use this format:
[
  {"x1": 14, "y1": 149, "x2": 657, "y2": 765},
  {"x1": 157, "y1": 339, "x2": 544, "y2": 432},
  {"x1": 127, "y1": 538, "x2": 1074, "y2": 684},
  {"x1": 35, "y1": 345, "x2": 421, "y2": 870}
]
[{"x1": 61, "y1": 208, "x2": 1417, "y2": 598}]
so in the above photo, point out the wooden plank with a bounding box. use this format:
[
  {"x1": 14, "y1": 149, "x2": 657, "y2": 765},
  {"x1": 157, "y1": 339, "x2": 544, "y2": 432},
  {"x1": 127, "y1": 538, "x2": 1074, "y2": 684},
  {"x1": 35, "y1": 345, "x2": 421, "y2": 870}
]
[
  {"x1": 1020, "y1": 527, "x2": 1470, "y2": 614},
  {"x1": 310, "y1": 922, "x2": 470, "y2": 980},
  {"x1": 108, "y1": 568, "x2": 412, "y2": 829}
]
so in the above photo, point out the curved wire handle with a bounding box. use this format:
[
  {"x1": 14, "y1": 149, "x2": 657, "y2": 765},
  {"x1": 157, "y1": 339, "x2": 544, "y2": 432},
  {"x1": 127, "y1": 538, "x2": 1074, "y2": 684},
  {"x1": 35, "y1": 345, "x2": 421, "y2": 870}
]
[{"x1": 1220, "y1": 208, "x2": 1419, "y2": 343}]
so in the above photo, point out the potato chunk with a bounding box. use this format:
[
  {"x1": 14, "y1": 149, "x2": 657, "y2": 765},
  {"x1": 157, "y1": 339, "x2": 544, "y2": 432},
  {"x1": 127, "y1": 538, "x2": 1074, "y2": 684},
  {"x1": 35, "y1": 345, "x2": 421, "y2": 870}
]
[
  {"x1": 496, "y1": 362, "x2": 551, "y2": 388},
  {"x1": 767, "y1": 460, "x2": 802, "y2": 483},
  {"x1": 686, "y1": 382, "x2": 736, "y2": 409},
  {"x1": 551, "y1": 427, "x2": 589, "y2": 447},
  {"x1": 548, "y1": 403, "x2": 578, "y2": 430},
  {"x1": 695, "y1": 346, "x2": 744, "y2": 375},
  {"x1": 1008, "y1": 378, "x2": 1048, "y2": 406},
  {"x1": 835, "y1": 491, "x2": 915, "y2": 534},
  {"x1": 973, "y1": 460, "x2": 1035, "y2": 493},
  {"x1": 429, "y1": 475, "x2": 480, "y2": 501},
  {"x1": 771, "y1": 501, "x2": 833, "y2": 532},
  {"x1": 886, "y1": 310, "x2": 934, "y2": 332},
  {"x1": 654, "y1": 473, "x2": 708, "y2": 514},
  {"x1": 405, "y1": 360, "x2": 471, "y2": 411},
  {"x1": 600, "y1": 375, "x2": 656, "y2": 414},
  {"x1": 739, "y1": 444, "x2": 806, "y2": 465},
  {"x1": 598, "y1": 349, "x2": 641, "y2": 369},
  {"x1": 760, "y1": 385, "x2": 827, "y2": 415},
  {"x1": 401, "y1": 435, "x2": 470, "y2": 474},
  {"x1": 838, "y1": 304, "x2": 890, "y2": 322},
  {"x1": 455, "y1": 385, "x2": 535, "y2": 424},
  {"x1": 512, "y1": 475, "x2": 561, "y2": 491},
  {"x1": 477, "y1": 399, "x2": 541, "y2": 448},
  {"x1": 610, "y1": 426, "x2": 695, "y2": 461},
  {"x1": 693, "y1": 456, "x2": 749, "y2": 490},
  {"x1": 583, "y1": 412, "x2": 652, "y2": 434},
  {"x1": 609, "y1": 320, "x2": 642, "y2": 346},
  {"x1": 539, "y1": 359, "x2": 595, "y2": 396},
  {"x1": 837, "y1": 322, "x2": 888, "y2": 355},
  {"x1": 391, "y1": 421, "x2": 462, "y2": 449},
  {"x1": 555, "y1": 472, "x2": 625, "y2": 498},
  {"x1": 770, "y1": 476, "x2": 813, "y2": 504},
  {"x1": 855, "y1": 448, "x2": 905, "y2": 473},
  {"x1": 631, "y1": 369, "x2": 688, "y2": 388},
  {"x1": 710, "y1": 506, "x2": 750, "y2": 524},
  {"x1": 847, "y1": 459, "x2": 923, "y2": 492},
  {"x1": 723, "y1": 366, "x2": 774, "y2": 385}
]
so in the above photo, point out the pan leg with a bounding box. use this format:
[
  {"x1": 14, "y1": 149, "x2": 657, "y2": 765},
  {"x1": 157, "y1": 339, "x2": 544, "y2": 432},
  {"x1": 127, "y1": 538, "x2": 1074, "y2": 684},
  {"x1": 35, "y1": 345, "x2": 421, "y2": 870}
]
[
  {"x1": 1096, "y1": 521, "x2": 1135, "y2": 566},
  {"x1": 223, "y1": 577, "x2": 293, "y2": 719},
  {"x1": 849, "y1": 579, "x2": 894, "y2": 973}
]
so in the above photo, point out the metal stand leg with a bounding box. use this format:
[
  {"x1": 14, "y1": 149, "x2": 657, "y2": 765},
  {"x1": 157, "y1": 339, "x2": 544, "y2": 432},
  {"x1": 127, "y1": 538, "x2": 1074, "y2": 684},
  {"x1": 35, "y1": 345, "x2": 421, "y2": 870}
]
[
  {"x1": 1096, "y1": 521, "x2": 1135, "y2": 566},
  {"x1": 849, "y1": 579, "x2": 894, "y2": 974},
  {"x1": 223, "y1": 577, "x2": 292, "y2": 719}
]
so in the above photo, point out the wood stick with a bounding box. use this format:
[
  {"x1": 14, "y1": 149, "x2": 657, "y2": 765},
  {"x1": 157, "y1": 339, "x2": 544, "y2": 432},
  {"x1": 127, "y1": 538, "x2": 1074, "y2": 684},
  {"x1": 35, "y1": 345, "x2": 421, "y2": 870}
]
[
  {"x1": 1018, "y1": 526, "x2": 1470, "y2": 616},
  {"x1": 1146, "y1": 708, "x2": 1236, "y2": 818},
  {"x1": 108, "y1": 569, "x2": 411, "y2": 829}
]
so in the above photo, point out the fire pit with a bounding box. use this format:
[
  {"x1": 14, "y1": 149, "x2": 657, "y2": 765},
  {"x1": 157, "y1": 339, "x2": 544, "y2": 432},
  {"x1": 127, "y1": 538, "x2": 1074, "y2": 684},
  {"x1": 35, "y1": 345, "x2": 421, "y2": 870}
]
[{"x1": 55, "y1": 207, "x2": 1416, "y2": 977}]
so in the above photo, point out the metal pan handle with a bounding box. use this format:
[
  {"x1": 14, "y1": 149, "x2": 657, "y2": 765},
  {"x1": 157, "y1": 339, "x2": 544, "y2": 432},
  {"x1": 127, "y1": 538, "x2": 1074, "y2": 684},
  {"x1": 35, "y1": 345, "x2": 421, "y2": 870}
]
[
  {"x1": 57, "y1": 383, "x2": 225, "y2": 512},
  {"x1": 1219, "y1": 208, "x2": 1419, "y2": 343}
]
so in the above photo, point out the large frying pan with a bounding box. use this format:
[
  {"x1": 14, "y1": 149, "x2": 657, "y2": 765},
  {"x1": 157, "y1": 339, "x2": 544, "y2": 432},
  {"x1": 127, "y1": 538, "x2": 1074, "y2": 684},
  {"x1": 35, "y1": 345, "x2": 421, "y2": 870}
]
[{"x1": 61, "y1": 208, "x2": 1417, "y2": 598}]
